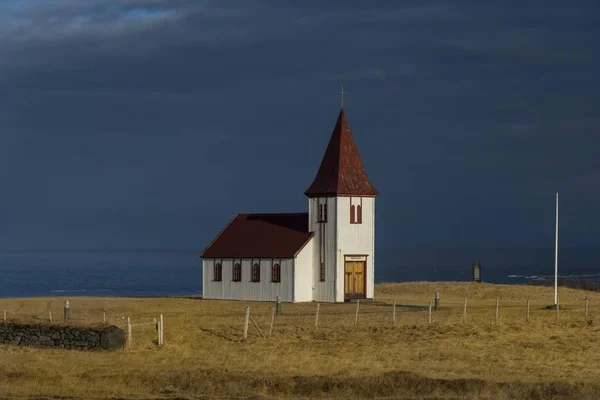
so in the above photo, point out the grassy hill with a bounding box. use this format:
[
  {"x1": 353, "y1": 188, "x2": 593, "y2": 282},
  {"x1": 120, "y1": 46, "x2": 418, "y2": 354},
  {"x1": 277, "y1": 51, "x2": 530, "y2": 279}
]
[{"x1": 1, "y1": 282, "x2": 600, "y2": 399}]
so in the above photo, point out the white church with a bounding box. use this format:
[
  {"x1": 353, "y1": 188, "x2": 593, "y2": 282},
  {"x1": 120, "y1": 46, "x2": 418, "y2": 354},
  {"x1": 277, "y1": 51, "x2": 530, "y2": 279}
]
[{"x1": 201, "y1": 108, "x2": 378, "y2": 303}]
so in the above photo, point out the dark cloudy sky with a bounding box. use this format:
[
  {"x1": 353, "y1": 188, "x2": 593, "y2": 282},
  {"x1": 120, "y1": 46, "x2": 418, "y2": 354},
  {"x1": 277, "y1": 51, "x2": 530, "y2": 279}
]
[{"x1": 0, "y1": 0, "x2": 598, "y2": 250}]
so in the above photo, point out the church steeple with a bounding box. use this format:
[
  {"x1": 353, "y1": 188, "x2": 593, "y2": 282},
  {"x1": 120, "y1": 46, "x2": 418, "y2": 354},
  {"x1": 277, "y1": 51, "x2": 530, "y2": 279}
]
[{"x1": 304, "y1": 109, "x2": 378, "y2": 197}]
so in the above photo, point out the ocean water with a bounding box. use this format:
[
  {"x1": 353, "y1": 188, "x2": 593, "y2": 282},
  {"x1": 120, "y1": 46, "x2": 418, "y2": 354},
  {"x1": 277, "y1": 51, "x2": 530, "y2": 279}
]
[{"x1": 1, "y1": 248, "x2": 599, "y2": 298}]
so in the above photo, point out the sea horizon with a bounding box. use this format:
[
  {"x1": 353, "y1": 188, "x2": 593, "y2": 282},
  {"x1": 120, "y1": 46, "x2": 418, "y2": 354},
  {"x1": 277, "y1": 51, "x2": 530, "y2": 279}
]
[{"x1": 1, "y1": 247, "x2": 599, "y2": 299}]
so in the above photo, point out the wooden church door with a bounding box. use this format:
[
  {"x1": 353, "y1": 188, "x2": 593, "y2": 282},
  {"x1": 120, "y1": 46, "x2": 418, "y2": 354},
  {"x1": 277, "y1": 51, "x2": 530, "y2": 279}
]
[{"x1": 344, "y1": 261, "x2": 366, "y2": 298}]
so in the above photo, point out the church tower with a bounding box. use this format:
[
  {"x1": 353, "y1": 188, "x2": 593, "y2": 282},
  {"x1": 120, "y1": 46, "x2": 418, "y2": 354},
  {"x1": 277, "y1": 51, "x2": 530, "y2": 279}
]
[{"x1": 305, "y1": 109, "x2": 378, "y2": 302}]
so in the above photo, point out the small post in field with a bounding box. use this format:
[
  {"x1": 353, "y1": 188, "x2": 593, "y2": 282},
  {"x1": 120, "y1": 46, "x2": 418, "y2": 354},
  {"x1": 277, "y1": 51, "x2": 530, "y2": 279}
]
[
  {"x1": 126, "y1": 316, "x2": 132, "y2": 348},
  {"x1": 434, "y1": 292, "x2": 440, "y2": 311},
  {"x1": 556, "y1": 297, "x2": 560, "y2": 321},
  {"x1": 244, "y1": 307, "x2": 250, "y2": 339},
  {"x1": 392, "y1": 300, "x2": 396, "y2": 326},
  {"x1": 428, "y1": 300, "x2": 432, "y2": 324},
  {"x1": 49, "y1": 311, "x2": 53, "y2": 323},
  {"x1": 103, "y1": 312, "x2": 106, "y2": 324},
  {"x1": 276, "y1": 296, "x2": 281, "y2": 316},
  {"x1": 495, "y1": 298, "x2": 499, "y2": 325},
  {"x1": 354, "y1": 300, "x2": 360, "y2": 327},
  {"x1": 314, "y1": 303, "x2": 320, "y2": 329},
  {"x1": 3, "y1": 309, "x2": 6, "y2": 322},
  {"x1": 463, "y1": 298, "x2": 467, "y2": 323},
  {"x1": 526, "y1": 298, "x2": 530, "y2": 323},
  {"x1": 269, "y1": 307, "x2": 275, "y2": 337},
  {"x1": 64, "y1": 300, "x2": 70, "y2": 321},
  {"x1": 159, "y1": 314, "x2": 164, "y2": 345},
  {"x1": 585, "y1": 296, "x2": 589, "y2": 319}
]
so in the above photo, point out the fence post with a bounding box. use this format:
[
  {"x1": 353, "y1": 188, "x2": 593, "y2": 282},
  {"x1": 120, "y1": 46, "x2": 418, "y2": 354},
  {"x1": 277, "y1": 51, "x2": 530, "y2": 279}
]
[
  {"x1": 3, "y1": 310, "x2": 5, "y2": 322},
  {"x1": 495, "y1": 298, "x2": 499, "y2": 325},
  {"x1": 127, "y1": 316, "x2": 132, "y2": 348},
  {"x1": 526, "y1": 298, "x2": 530, "y2": 323},
  {"x1": 428, "y1": 300, "x2": 432, "y2": 324},
  {"x1": 354, "y1": 300, "x2": 360, "y2": 327},
  {"x1": 434, "y1": 292, "x2": 440, "y2": 311},
  {"x1": 64, "y1": 300, "x2": 70, "y2": 321},
  {"x1": 392, "y1": 300, "x2": 396, "y2": 326},
  {"x1": 269, "y1": 307, "x2": 275, "y2": 337},
  {"x1": 49, "y1": 311, "x2": 53, "y2": 323},
  {"x1": 160, "y1": 314, "x2": 164, "y2": 345},
  {"x1": 314, "y1": 303, "x2": 320, "y2": 329},
  {"x1": 244, "y1": 307, "x2": 250, "y2": 339},
  {"x1": 556, "y1": 297, "x2": 560, "y2": 321},
  {"x1": 276, "y1": 296, "x2": 281, "y2": 316},
  {"x1": 585, "y1": 296, "x2": 589, "y2": 319},
  {"x1": 463, "y1": 298, "x2": 467, "y2": 323},
  {"x1": 103, "y1": 312, "x2": 106, "y2": 324}
]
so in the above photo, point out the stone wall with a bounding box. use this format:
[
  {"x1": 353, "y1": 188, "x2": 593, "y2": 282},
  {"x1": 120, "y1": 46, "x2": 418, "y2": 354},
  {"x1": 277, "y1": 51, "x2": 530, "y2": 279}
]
[{"x1": 0, "y1": 323, "x2": 125, "y2": 350}]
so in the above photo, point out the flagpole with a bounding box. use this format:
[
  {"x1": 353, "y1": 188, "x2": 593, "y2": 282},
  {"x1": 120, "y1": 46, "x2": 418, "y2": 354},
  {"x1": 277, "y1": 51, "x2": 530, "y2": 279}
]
[{"x1": 554, "y1": 192, "x2": 559, "y2": 306}]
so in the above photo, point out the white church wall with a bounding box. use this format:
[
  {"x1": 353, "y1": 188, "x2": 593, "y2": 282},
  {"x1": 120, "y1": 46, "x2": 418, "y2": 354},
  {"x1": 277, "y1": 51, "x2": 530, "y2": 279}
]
[
  {"x1": 335, "y1": 196, "x2": 376, "y2": 301},
  {"x1": 293, "y1": 237, "x2": 314, "y2": 302},
  {"x1": 202, "y1": 258, "x2": 294, "y2": 302},
  {"x1": 308, "y1": 197, "x2": 338, "y2": 303}
]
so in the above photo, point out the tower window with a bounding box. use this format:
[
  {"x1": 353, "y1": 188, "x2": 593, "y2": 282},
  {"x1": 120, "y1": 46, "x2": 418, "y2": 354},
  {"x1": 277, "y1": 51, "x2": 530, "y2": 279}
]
[
  {"x1": 272, "y1": 263, "x2": 281, "y2": 283},
  {"x1": 350, "y1": 201, "x2": 362, "y2": 224},
  {"x1": 318, "y1": 202, "x2": 327, "y2": 223},
  {"x1": 319, "y1": 262, "x2": 325, "y2": 281},
  {"x1": 214, "y1": 262, "x2": 222, "y2": 282},
  {"x1": 251, "y1": 263, "x2": 261, "y2": 282},
  {"x1": 232, "y1": 263, "x2": 241, "y2": 282}
]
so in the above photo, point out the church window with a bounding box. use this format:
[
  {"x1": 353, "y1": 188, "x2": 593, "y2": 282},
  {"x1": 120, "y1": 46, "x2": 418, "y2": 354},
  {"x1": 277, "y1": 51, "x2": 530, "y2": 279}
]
[
  {"x1": 318, "y1": 202, "x2": 327, "y2": 223},
  {"x1": 319, "y1": 262, "x2": 325, "y2": 281},
  {"x1": 214, "y1": 262, "x2": 222, "y2": 282},
  {"x1": 232, "y1": 263, "x2": 241, "y2": 282},
  {"x1": 357, "y1": 205, "x2": 362, "y2": 224},
  {"x1": 350, "y1": 205, "x2": 356, "y2": 223},
  {"x1": 251, "y1": 263, "x2": 260, "y2": 282},
  {"x1": 272, "y1": 263, "x2": 281, "y2": 283}
]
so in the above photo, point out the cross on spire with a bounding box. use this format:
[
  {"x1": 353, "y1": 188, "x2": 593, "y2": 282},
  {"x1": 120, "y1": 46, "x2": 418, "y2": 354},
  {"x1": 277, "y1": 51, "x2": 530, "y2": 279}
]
[{"x1": 338, "y1": 85, "x2": 348, "y2": 108}]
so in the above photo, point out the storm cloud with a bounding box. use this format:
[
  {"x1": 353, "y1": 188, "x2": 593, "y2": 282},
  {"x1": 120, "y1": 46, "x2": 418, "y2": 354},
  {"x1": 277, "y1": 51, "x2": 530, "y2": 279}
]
[{"x1": 0, "y1": 0, "x2": 599, "y2": 249}]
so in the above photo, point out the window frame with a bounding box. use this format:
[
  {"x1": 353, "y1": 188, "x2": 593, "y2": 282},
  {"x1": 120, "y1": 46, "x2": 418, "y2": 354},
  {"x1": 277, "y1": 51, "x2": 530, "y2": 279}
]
[
  {"x1": 214, "y1": 262, "x2": 222, "y2": 282},
  {"x1": 271, "y1": 263, "x2": 281, "y2": 283},
  {"x1": 317, "y1": 201, "x2": 328, "y2": 223},
  {"x1": 232, "y1": 263, "x2": 242, "y2": 282},
  {"x1": 251, "y1": 263, "x2": 261, "y2": 282}
]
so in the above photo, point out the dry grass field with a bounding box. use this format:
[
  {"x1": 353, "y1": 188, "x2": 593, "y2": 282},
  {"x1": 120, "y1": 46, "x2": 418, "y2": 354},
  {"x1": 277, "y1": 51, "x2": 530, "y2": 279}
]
[{"x1": 2, "y1": 282, "x2": 600, "y2": 399}]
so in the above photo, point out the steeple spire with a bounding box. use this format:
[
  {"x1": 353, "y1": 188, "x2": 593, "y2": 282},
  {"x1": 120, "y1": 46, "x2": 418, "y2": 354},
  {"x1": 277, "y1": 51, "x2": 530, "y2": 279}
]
[{"x1": 304, "y1": 109, "x2": 378, "y2": 197}]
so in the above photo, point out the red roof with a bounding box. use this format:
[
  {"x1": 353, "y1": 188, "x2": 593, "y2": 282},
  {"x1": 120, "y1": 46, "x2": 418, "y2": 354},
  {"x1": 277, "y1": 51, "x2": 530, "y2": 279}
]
[
  {"x1": 201, "y1": 213, "x2": 314, "y2": 259},
  {"x1": 305, "y1": 108, "x2": 378, "y2": 197}
]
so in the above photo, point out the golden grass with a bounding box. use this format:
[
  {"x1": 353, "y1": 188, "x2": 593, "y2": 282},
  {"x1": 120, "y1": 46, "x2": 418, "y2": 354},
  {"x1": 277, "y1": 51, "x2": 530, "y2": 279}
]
[{"x1": 1, "y1": 282, "x2": 600, "y2": 399}]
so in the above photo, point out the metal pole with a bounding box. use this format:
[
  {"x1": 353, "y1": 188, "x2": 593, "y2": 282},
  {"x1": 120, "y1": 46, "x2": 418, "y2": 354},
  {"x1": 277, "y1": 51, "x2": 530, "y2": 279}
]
[
  {"x1": 555, "y1": 192, "x2": 559, "y2": 306},
  {"x1": 392, "y1": 300, "x2": 396, "y2": 325},
  {"x1": 463, "y1": 298, "x2": 467, "y2": 323},
  {"x1": 526, "y1": 298, "x2": 530, "y2": 323},
  {"x1": 314, "y1": 303, "x2": 320, "y2": 329},
  {"x1": 64, "y1": 300, "x2": 70, "y2": 321},
  {"x1": 276, "y1": 296, "x2": 281, "y2": 316},
  {"x1": 585, "y1": 296, "x2": 589, "y2": 319},
  {"x1": 354, "y1": 300, "x2": 360, "y2": 327}
]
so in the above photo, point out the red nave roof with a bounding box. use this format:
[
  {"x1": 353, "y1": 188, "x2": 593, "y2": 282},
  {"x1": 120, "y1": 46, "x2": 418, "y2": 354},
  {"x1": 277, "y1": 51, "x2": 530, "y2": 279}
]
[{"x1": 304, "y1": 108, "x2": 378, "y2": 197}]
